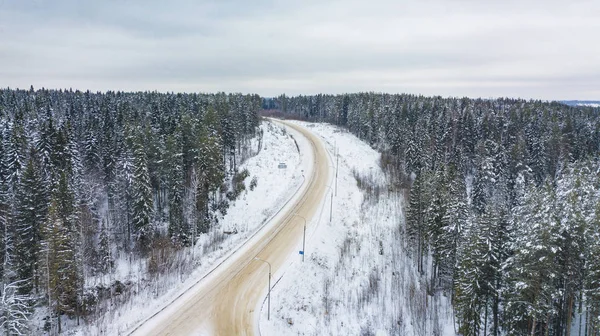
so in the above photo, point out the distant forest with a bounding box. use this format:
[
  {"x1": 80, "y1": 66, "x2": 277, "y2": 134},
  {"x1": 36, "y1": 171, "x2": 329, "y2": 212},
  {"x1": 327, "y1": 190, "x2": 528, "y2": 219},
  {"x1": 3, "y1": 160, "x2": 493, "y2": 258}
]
[
  {"x1": 270, "y1": 94, "x2": 600, "y2": 336},
  {"x1": 0, "y1": 88, "x2": 260, "y2": 334}
]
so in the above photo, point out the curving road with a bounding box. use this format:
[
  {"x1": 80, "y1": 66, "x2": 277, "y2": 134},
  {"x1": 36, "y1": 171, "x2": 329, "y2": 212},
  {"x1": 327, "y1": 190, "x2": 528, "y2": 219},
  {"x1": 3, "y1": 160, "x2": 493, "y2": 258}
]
[{"x1": 129, "y1": 120, "x2": 330, "y2": 336}]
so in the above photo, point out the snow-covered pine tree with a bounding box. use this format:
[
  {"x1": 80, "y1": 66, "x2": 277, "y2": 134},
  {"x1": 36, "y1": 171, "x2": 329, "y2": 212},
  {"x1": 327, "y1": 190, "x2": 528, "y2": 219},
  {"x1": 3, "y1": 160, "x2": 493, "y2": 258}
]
[
  {"x1": 504, "y1": 182, "x2": 559, "y2": 335},
  {"x1": 426, "y1": 166, "x2": 450, "y2": 286},
  {"x1": 554, "y1": 167, "x2": 588, "y2": 334},
  {"x1": 45, "y1": 173, "x2": 82, "y2": 333},
  {"x1": 526, "y1": 122, "x2": 548, "y2": 185},
  {"x1": 454, "y1": 215, "x2": 487, "y2": 336},
  {"x1": 82, "y1": 125, "x2": 101, "y2": 175},
  {"x1": 195, "y1": 109, "x2": 225, "y2": 233},
  {"x1": 5, "y1": 122, "x2": 27, "y2": 195},
  {"x1": 0, "y1": 128, "x2": 9, "y2": 282},
  {"x1": 472, "y1": 140, "x2": 498, "y2": 215},
  {"x1": 405, "y1": 171, "x2": 426, "y2": 274},
  {"x1": 35, "y1": 118, "x2": 55, "y2": 182},
  {"x1": 131, "y1": 131, "x2": 154, "y2": 253},
  {"x1": 455, "y1": 203, "x2": 503, "y2": 336},
  {"x1": 437, "y1": 166, "x2": 469, "y2": 291},
  {"x1": 97, "y1": 219, "x2": 113, "y2": 275},
  {"x1": 166, "y1": 133, "x2": 187, "y2": 246},
  {"x1": 14, "y1": 152, "x2": 47, "y2": 295},
  {"x1": 404, "y1": 131, "x2": 421, "y2": 174}
]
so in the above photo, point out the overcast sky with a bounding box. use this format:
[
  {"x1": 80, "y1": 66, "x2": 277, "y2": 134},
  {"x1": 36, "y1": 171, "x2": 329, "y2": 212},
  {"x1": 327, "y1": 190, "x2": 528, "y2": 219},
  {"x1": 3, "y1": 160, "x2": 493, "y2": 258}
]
[{"x1": 1, "y1": 0, "x2": 599, "y2": 100}]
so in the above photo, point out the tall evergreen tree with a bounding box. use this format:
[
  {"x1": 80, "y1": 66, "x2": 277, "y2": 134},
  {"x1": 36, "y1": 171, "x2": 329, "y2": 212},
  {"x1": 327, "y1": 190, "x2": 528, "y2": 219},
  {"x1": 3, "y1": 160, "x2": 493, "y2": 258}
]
[
  {"x1": 0, "y1": 130, "x2": 9, "y2": 282},
  {"x1": 195, "y1": 111, "x2": 225, "y2": 233},
  {"x1": 131, "y1": 132, "x2": 154, "y2": 252},
  {"x1": 406, "y1": 172, "x2": 426, "y2": 274},
  {"x1": 165, "y1": 133, "x2": 187, "y2": 245},
  {"x1": 438, "y1": 169, "x2": 469, "y2": 290},
  {"x1": 45, "y1": 173, "x2": 81, "y2": 333},
  {"x1": 504, "y1": 182, "x2": 559, "y2": 335},
  {"x1": 97, "y1": 219, "x2": 113, "y2": 275},
  {"x1": 14, "y1": 153, "x2": 47, "y2": 295},
  {"x1": 455, "y1": 217, "x2": 487, "y2": 336}
]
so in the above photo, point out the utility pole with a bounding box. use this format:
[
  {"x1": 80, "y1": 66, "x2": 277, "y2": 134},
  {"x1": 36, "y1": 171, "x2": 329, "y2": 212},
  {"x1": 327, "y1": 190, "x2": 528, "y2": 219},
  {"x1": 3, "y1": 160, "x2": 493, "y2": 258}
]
[
  {"x1": 335, "y1": 146, "x2": 339, "y2": 197},
  {"x1": 325, "y1": 185, "x2": 333, "y2": 223},
  {"x1": 330, "y1": 191, "x2": 333, "y2": 223},
  {"x1": 303, "y1": 224, "x2": 306, "y2": 261},
  {"x1": 293, "y1": 213, "x2": 307, "y2": 262},
  {"x1": 254, "y1": 257, "x2": 272, "y2": 320}
]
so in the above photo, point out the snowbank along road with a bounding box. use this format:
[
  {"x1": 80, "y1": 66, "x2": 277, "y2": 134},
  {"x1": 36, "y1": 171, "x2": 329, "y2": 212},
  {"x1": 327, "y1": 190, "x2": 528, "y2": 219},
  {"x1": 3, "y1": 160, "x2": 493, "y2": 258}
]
[{"x1": 129, "y1": 120, "x2": 331, "y2": 335}]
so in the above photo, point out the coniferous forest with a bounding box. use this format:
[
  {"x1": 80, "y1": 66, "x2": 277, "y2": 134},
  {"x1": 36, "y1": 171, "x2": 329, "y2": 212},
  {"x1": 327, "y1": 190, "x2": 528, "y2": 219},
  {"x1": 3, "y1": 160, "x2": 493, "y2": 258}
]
[
  {"x1": 0, "y1": 88, "x2": 260, "y2": 334},
  {"x1": 2, "y1": 87, "x2": 600, "y2": 335},
  {"x1": 270, "y1": 94, "x2": 600, "y2": 336}
]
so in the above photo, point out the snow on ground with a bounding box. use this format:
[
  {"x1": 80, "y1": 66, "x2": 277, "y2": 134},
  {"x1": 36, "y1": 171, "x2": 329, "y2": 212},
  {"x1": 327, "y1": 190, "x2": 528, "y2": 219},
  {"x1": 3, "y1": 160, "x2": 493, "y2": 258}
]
[
  {"x1": 258, "y1": 121, "x2": 456, "y2": 336},
  {"x1": 71, "y1": 120, "x2": 306, "y2": 335}
]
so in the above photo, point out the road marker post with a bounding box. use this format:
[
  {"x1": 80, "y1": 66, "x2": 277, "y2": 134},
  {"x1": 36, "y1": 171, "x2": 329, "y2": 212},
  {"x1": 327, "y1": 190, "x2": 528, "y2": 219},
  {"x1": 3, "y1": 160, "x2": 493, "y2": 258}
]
[
  {"x1": 292, "y1": 213, "x2": 307, "y2": 262},
  {"x1": 254, "y1": 257, "x2": 272, "y2": 320}
]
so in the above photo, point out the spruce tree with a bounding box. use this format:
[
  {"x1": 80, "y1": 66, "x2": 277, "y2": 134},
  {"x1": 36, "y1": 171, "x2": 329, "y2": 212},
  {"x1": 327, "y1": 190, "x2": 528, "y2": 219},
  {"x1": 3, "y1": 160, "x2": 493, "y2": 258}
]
[
  {"x1": 165, "y1": 134, "x2": 187, "y2": 245},
  {"x1": 114, "y1": 145, "x2": 134, "y2": 248},
  {"x1": 45, "y1": 173, "x2": 81, "y2": 333},
  {"x1": 14, "y1": 153, "x2": 47, "y2": 295},
  {"x1": 97, "y1": 219, "x2": 112, "y2": 275},
  {"x1": 438, "y1": 169, "x2": 469, "y2": 291},
  {"x1": 405, "y1": 171, "x2": 426, "y2": 274},
  {"x1": 426, "y1": 167, "x2": 450, "y2": 286},
  {"x1": 504, "y1": 182, "x2": 559, "y2": 335},
  {"x1": 131, "y1": 133, "x2": 154, "y2": 252},
  {"x1": 195, "y1": 114, "x2": 224, "y2": 234},
  {"x1": 454, "y1": 218, "x2": 487, "y2": 336},
  {"x1": 0, "y1": 130, "x2": 9, "y2": 281},
  {"x1": 5, "y1": 123, "x2": 26, "y2": 193}
]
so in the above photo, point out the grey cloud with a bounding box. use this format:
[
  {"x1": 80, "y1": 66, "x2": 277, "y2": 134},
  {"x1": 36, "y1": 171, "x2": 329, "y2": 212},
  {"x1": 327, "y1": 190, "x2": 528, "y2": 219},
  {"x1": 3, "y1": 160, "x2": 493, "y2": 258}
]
[{"x1": 0, "y1": 0, "x2": 599, "y2": 99}]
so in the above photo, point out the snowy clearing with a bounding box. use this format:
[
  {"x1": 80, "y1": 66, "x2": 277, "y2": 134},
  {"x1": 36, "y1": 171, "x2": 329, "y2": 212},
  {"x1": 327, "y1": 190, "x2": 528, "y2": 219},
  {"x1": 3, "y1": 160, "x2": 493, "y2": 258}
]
[{"x1": 258, "y1": 121, "x2": 456, "y2": 336}]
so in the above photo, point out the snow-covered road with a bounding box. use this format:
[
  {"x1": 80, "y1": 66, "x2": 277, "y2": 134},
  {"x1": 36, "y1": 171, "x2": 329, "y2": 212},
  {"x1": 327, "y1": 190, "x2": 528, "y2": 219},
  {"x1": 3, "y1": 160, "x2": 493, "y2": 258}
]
[{"x1": 128, "y1": 120, "x2": 331, "y2": 335}]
